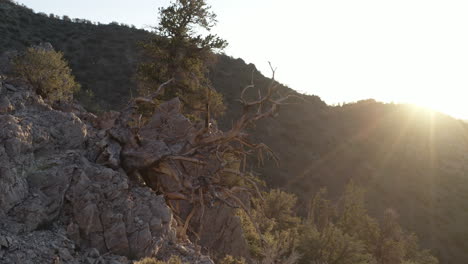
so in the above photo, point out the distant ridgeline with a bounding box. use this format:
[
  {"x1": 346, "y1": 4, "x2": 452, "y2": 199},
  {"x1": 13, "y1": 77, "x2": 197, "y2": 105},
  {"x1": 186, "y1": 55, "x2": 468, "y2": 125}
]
[{"x1": 3, "y1": 1, "x2": 468, "y2": 263}]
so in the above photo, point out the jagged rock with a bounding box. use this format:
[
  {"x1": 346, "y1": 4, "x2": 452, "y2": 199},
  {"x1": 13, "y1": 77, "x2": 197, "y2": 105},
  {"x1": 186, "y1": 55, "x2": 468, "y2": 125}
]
[
  {"x1": 62, "y1": 154, "x2": 175, "y2": 259},
  {"x1": 0, "y1": 97, "x2": 13, "y2": 113},
  {"x1": 86, "y1": 248, "x2": 100, "y2": 258},
  {"x1": 53, "y1": 100, "x2": 99, "y2": 126},
  {"x1": 96, "y1": 137, "x2": 122, "y2": 169},
  {"x1": 139, "y1": 98, "x2": 192, "y2": 141},
  {"x1": 0, "y1": 80, "x2": 229, "y2": 263},
  {"x1": 0, "y1": 235, "x2": 10, "y2": 249},
  {"x1": 67, "y1": 222, "x2": 81, "y2": 245},
  {"x1": 0, "y1": 84, "x2": 88, "y2": 217},
  {"x1": 11, "y1": 152, "x2": 80, "y2": 231},
  {"x1": 0, "y1": 221, "x2": 132, "y2": 264},
  {"x1": 0, "y1": 50, "x2": 17, "y2": 74},
  {"x1": 4, "y1": 83, "x2": 16, "y2": 92},
  {"x1": 196, "y1": 205, "x2": 250, "y2": 260},
  {"x1": 0, "y1": 141, "x2": 29, "y2": 215},
  {"x1": 97, "y1": 111, "x2": 120, "y2": 130},
  {"x1": 122, "y1": 140, "x2": 171, "y2": 171}
]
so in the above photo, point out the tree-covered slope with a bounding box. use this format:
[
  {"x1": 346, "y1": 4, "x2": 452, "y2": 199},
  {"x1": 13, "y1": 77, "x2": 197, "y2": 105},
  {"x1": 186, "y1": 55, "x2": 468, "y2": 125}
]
[
  {"x1": 212, "y1": 56, "x2": 468, "y2": 263},
  {"x1": 0, "y1": 0, "x2": 148, "y2": 110},
  {"x1": 2, "y1": 1, "x2": 468, "y2": 262}
]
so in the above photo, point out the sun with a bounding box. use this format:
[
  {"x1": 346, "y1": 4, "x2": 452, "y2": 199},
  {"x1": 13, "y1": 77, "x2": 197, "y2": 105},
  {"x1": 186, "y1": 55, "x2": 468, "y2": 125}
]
[{"x1": 405, "y1": 95, "x2": 467, "y2": 120}]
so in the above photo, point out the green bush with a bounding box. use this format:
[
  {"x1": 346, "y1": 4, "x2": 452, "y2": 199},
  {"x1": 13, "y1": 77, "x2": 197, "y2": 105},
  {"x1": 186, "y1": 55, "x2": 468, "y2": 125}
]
[
  {"x1": 238, "y1": 189, "x2": 300, "y2": 262},
  {"x1": 12, "y1": 45, "x2": 80, "y2": 101},
  {"x1": 297, "y1": 184, "x2": 438, "y2": 264},
  {"x1": 134, "y1": 256, "x2": 184, "y2": 264},
  {"x1": 219, "y1": 255, "x2": 246, "y2": 264},
  {"x1": 297, "y1": 223, "x2": 374, "y2": 264}
]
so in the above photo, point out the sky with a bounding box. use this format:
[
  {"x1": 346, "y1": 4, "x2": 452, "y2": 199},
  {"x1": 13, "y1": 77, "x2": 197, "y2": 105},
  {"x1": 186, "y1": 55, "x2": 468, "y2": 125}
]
[{"x1": 16, "y1": 0, "x2": 468, "y2": 119}]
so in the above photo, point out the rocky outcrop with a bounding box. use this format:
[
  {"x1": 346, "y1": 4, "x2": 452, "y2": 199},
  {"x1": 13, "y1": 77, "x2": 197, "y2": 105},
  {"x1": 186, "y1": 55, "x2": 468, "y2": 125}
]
[
  {"x1": 99, "y1": 97, "x2": 252, "y2": 261},
  {"x1": 0, "y1": 41, "x2": 257, "y2": 261},
  {"x1": 64, "y1": 155, "x2": 174, "y2": 259},
  {"x1": 0, "y1": 80, "x2": 216, "y2": 263},
  {"x1": 0, "y1": 220, "x2": 130, "y2": 264},
  {"x1": 195, "y1": 204, "x2": 250, "y2": 260}
]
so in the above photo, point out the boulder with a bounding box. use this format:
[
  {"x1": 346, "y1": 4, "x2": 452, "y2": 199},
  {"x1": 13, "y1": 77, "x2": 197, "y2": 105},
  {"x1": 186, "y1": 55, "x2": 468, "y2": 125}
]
[{"x1": 0, "y1": 83, "x2": 176, "y2": 261}]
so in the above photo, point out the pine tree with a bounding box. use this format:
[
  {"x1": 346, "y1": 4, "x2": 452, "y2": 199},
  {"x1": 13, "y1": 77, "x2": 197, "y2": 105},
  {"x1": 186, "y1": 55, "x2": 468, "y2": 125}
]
[{"x1": 138, "y1": 0, "x2": 227, "y2": 116}]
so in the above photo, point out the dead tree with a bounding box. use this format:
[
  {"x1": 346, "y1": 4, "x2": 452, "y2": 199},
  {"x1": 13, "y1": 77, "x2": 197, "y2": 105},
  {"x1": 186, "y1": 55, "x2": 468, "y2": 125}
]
[{"x1": 108, "y1": 64, "x2": 298, "y2": 241}]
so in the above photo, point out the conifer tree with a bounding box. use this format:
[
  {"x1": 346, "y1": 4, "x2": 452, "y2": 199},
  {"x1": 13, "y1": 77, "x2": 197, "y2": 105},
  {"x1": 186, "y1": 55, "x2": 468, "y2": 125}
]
[{"x1": 138, "y1": 0, "x2": 227, "y2": 116}]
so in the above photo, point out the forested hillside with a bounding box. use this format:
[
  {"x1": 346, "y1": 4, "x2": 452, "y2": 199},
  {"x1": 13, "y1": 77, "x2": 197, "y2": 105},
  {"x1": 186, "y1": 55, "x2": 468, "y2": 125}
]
[
  {"x1": 0, "y1": 0, "x2": 147, "y2": 110},
  {"x1": 2, "y1": 1, "x2": 468, "y2": 262}
]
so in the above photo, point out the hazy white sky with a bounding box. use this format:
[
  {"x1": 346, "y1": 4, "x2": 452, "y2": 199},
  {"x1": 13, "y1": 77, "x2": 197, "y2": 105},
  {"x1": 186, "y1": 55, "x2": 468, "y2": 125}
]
[{"x1": 16, "y1": 0, "x2": 468, "y2": 119}]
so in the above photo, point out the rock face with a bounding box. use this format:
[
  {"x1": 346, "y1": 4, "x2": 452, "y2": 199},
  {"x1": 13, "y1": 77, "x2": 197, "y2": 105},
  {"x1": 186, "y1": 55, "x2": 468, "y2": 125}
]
[
  {"x1": 0, "y1": 44, "x2": 252, "y2": 261},
  {"x1": 0, "y1": 80, "x2": 216, "y2": 263},
  {"x1": 102, "y1": 97, "x2": 252, "y2": 261},
  {"x1": 195, "y1": 203, "x2": 250, "y2": 259}
]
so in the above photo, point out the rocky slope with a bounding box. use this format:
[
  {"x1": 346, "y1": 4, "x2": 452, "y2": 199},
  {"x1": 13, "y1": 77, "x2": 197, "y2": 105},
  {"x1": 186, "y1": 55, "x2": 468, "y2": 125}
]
[{"x1": 0, "y1": 79, "x2": 223, "y2": 263}]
